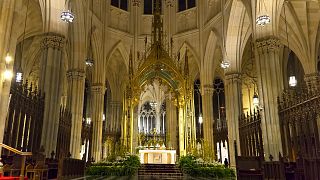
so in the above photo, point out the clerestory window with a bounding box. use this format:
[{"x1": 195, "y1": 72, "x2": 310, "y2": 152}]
[
  {"x1": 144, "y1": 0, "x2": 162, "y2": 15},
  {"x1": 111, "y1": 0, "x2": 128, "y2": 11},
  {"x1": 178, "y1": 0, "x2": 196, "y2": 12}
]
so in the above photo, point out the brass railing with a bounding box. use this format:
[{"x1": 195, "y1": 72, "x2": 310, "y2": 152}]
[{"x1": 0, "y1": 143, "x2": 32, "y2": 180}]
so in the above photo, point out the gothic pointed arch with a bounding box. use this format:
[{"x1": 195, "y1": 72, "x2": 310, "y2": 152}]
[
  {"x1": 225, "y1": 0, "x2": 251, "y2": 73},
  {"x1": 202, "y1": 30, "x2": 221, "y2": 85}
]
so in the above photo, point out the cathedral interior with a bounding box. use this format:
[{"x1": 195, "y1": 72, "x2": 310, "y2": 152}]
[{"x1": 0, "y1": 0, "x2": 320, "y2": 179}]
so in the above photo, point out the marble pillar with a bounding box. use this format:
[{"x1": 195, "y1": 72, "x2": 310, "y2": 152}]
[
  {"x1": 90, "y1": 84, "x2": 105, "y2": 162},
  {"x1": 39, "y1": 34, "x2": 65, "y2": 157},
  {"x1": 201, "y1": 84, "x2": 215, "y2": 161},
  {"x1": 256, "y1": 37, "x2": 284, "y2": 161},
  {"x1": 66, "y1": 69, "x2": 85, "y2": 159},
  {"x1": 225, "y1": 73, "x2": 242, "y2": 167}
]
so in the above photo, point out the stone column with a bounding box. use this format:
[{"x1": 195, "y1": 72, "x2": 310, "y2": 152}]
[
  {"x1": 201, "y1": 84, "x2": 215, "y2": 161},
  {"x1": 304, "y1": 73, "x2": 320, "y2": 90},
  {"x1": 110, "y1": 101, "x2": 121, "y2": 134},
  {"x1": 39, "y1": 34, "x2": 65, "y2": 157},
  {"x1": 90, "y1": 84, "x2": 105, "y2": 162},
  {"x1": 156, "y1": 107, "x2": 161, "y2": 132},
  {"x1": 178, "y1": 104, "x2": 186, "y2": 156},
  {"x1": 166, "y1": 97, "x2": 177, "y2": 149},
  {"x1": 0, "y1": 1, "x2": 16, "y2": 149},
  {"x1": 142, "y1": 115, "x2": 145, "y2": 132},
  {"x1": 66, "y1": 69, "x2": 85, "y2": 159},
  {"x1": 146, "y1": 115, "x2": 149, "y2": 133},
  {"x1": 256, "y1": 37, "x2": 284, "y2": 161},
  {"x1": 225, "y1": 73, "x2": 242, "y2": 167},
  {"x1": 162, "y1": 112, "x2": 165, "y2": 134}
]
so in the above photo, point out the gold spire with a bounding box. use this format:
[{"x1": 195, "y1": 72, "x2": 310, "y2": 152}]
[
  {"x1": 152, "y1": 0, "x2": 163, "y2": 53},
  {"x1": 129, "y1": 49, "x2": 134, "y2": 79},
  {"x1": 184, "y1": 48, "x2": 189, "y2": 78}
]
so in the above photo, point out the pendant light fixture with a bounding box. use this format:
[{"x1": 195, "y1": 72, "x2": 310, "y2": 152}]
[
  {"x1": 256, "y1": 0, "x2": 271, "y2": 26},
  {"x1": 253, "y1": 93, "x2": 259, "y2": 107},
  {"x1": 220, "y1": 0, "x2": 230, "y2": 69},
  {"x1": 15, "y1": 0, "x2": 31, "y2": 83},
  {"x1": 86, "y1": 0, "x2": 94, "y2": 67},
  {"x1": 283, "y1": 1, "x2": 296, "y2": 87},
  {"x1": 198, "y1": 89, "x2": 203, "y2": 125},
  {"x1": 61, "y1": 1, "x2": 74, "y2": 23}
]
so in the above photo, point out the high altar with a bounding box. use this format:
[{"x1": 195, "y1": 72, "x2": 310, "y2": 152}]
[
  {"x1": 122, "y1": 0, "x2": 197, "y2": 159},
  {"x1": 139, "y1": 149, "x2": 176, "y2": 164}
]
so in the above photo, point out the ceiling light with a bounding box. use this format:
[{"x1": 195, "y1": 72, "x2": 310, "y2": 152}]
[
  {"x1": 61, "y1": 10, "x2": 74, "y2": 23},
  {"x1": 256, "y1": 15, "x2": 271, "y2": 26}
]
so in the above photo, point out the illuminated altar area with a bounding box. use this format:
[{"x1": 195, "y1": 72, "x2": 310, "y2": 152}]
[
  {"x1": 139, "y1": 149, "x2": 176, "y2": 164},
  {"x1": 121, "y1": 0, "x2": 197, "y2": 161}
]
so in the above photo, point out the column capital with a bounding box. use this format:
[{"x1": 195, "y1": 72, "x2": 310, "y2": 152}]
[
  {"x1": 41, "y1": 33, "x2": 65, "y2": 50},
  {"x1": 91, "y1": 83, "x2": 105, "y2": 94},
  {"x1": 225, "y1": 73, "x2": 241, "y2": 83},
  {"x1": 67, "y1": 69, "x2": 85, "y2": 80},
  {"x1": 256, "y1": 36, "x2": 282, "y2": 54},
  {"x1": 202, "y1": 84, "x2": 214, "y2": 96},
  {"x1": 304, "y1": 73, "x2": 320, "y2": 88},
  {"x1": 110, "y1": 101, "x2": 121, "y2": 106}
]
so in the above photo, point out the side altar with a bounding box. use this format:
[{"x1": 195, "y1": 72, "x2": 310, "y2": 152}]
[{"x1": 139, "y1": 149, "x2": 176, "y2": 164}]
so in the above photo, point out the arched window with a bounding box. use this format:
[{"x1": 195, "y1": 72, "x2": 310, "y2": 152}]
[
  {"x1": 178, "y1": 0, "x2": 196, "y2": 12},
  {"x1": 144, "y1": 0, "x2": 162, "y2": 15},
  {"x1": 111, "y1": 0, "x2": 128, "y2": 11}
]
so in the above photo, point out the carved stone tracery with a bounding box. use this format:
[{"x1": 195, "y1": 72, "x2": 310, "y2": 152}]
[
  {"x1": 67, "y1": 69, "x2": 86, "y2": 81},
  {"x1": 256, "y1": 37, "x2": 282, "y2": 53},
  {"x1": 91, "y1": 84, "x2": 105, "y2": 94},
  {"x1": 41, "y1": 34, "x2": 65, "y2": 50}
]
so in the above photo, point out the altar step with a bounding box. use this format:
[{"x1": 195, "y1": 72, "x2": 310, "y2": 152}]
[{"x1": 138, "y1": 164, "x2": 183, "y2": 180}]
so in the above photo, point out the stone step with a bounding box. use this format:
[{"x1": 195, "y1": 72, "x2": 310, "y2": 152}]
[{"x1": 138, "y1": 164, "x2": 183, "y2": 179}]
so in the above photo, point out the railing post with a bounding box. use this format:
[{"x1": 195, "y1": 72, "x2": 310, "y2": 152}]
[{"x1": 19, "y1": 155, "x2": 26, "y2": 180}]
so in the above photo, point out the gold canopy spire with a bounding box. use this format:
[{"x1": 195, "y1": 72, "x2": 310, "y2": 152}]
[{"x1": 152, "y1": 0, "x2": 163, "y2": 49}]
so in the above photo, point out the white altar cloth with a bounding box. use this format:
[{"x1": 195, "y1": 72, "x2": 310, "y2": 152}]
[{"x1": 139, "y1": 149, "x2": 176, "y2": 164}]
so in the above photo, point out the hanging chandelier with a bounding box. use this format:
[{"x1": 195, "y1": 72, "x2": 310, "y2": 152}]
[
  {"x1": 256, "y1": 15, "x2": 271, "y2": 26},
  {"x1": 85, "y1": 58, "x2": 94, "y2": 67},
  {"x1": 253, "y1": 93, "x2": 259, "y2": 107},
  {"x1": 220, "y1": 0, "x2": 230, "y2": 70},
  {"x1": 220, "y1": 59, "x2": 230, "y2": 69},
  {"x1": 61, "y1": 10, "x2": 74, "y2": 23},
  {"x1": 289, "y1": 76, "x2": 297, "y2": 87},
  {"x1": 16, "y1": 72, "x2": 23, "y2": 83},
  {"x1": 198, "y1": 114, "x2": 203, "y2": 124},
  {"x1": 256, "y1": 0, "x2": 271, "y2": 26}
]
